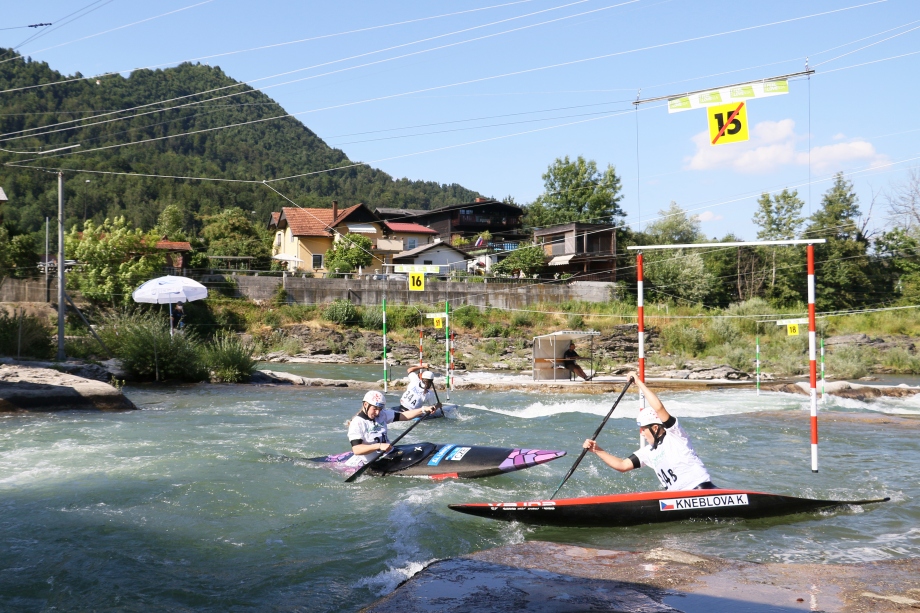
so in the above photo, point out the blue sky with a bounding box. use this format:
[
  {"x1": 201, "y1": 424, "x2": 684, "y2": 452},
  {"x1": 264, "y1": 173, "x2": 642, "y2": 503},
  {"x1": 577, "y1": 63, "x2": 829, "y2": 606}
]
[{"x1": 2, "y1": 0, "x2": 918, "y2": 239}]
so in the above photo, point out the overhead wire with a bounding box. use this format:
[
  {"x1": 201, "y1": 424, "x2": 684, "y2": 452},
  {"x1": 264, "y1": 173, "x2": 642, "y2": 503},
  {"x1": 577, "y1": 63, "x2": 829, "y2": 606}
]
[
  {"x1": 4, "y1": 0, "x2": 218, "y2": 60},
  {"x1": 0, "y1": 0, "x2": 115, "y2": 61},
  {"x1": 0, "y1": 0, "x2": 881, "y2": 149},
  {"x1": 0, "y1": 0, "x2": 542, "y2": 94},
  {"x1": 0, "y1": 0, "x2": 616, "y2": 141}
]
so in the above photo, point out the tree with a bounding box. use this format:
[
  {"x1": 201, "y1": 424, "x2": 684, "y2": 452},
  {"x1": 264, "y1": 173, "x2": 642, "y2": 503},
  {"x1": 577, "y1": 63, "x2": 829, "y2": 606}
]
[
  {"x1": 491, "y1": 244, "x2": 546, "y2": 277},
  {"x1": 753, "y1": 189, "x2": 805, "y2": 304},
  {"x1": 324, "y1": 234, "x2": 373, "y2": 275},
  {"x1": 805, "y1": 173, "x2": 872, "y2": 310},
  {"x1": 644, "y1": 201, "x2": 705, "y2": 245},
  {"x1": 753, "y1": 189, "x2": 804, "y2": 240},
  {"x1": 525, "y1": 156, "x2": 624, "y2": 227},
  {"x1": 156, "y1": 204, "x2": 187, "y2": 239},
  {"x1": 67, "y1": 217, "x2": 165, "y2": 305},
  {"x1": 200, "y1": 208, "x2": 271, "y2": 268},
  {"x1": 641, "y1": 202, "x2": 712, "y2": 304},
  {"x1": 887, "y1": 167, "x2": 920, "y2": 231},
  {"x1": 875, "y1": 228, "x2": 920, "y2": 303}
]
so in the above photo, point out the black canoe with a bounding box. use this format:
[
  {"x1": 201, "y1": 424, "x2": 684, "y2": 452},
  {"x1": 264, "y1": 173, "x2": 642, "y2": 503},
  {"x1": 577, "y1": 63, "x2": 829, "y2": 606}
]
[
  {"x1": 310, "y1": 443, "x2": 566, "y2": 479},
  {"x1": 448, "y1": 489, "x2": 890, "y2": 527}
]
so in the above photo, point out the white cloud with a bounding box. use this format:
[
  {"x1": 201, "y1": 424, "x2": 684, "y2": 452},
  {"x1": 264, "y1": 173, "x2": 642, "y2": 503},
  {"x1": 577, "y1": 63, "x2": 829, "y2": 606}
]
[
  {"x1": 833, "y1": 132, "x2": 846, "y2": 140},
  {"x1": 696, "y1": 211, "x2": 724, "y2": 222},
  {"x1": 684, "y1": 119, "x2": 887, "y2": 174}
]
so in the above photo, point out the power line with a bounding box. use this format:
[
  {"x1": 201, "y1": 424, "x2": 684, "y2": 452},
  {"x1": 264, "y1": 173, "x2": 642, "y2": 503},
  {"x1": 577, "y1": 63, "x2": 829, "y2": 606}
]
[
  {"x1": 0, "y1": 0, "x2": 878, "y2": 148},
  {"x1": 0, "y1": 0, "x2": 611, "y2": 141},
  {"x1": 0, "y1": 0, "x2": 542, "y2": 93}
]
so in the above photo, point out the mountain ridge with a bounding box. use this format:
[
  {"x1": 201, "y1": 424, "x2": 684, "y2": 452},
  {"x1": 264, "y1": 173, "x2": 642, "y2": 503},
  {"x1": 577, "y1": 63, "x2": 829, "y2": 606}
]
[{"x1": 0, "y1": 50, "x2": 483, "y2": 239}]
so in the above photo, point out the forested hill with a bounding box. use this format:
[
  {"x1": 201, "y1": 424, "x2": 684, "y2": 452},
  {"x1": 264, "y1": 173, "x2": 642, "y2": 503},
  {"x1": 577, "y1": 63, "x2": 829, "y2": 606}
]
[{"x1": 0, "y1": 50, "x2": 482, "y2": 237}]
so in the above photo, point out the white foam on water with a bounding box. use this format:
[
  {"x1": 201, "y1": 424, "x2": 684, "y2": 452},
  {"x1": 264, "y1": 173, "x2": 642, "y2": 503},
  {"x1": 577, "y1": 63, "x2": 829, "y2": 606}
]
[{"x1": 354, "y1": 558, "x2": 436, "y2": 596}]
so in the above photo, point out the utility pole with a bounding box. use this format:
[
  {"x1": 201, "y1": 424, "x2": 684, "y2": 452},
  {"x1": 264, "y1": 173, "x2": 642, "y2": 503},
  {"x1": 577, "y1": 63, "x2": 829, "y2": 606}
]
[
  {"x1": 45, "y1": 216, "x2": 49, "y2": 302},
  {"x1": 57, "y1": 172, "x2": 65, "y2": 361}
]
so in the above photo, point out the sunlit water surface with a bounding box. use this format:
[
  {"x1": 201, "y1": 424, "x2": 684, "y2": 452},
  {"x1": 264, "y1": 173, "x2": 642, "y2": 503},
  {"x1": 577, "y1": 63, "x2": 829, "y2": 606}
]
[{"x1": 1, "y1": 382, "x2": 917, "y2": 611}]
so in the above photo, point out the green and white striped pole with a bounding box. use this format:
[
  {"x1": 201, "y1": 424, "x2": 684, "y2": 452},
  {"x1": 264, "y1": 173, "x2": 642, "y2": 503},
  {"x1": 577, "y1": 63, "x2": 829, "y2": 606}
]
[
  {"x1": 445, "y1": 300, "x2": 451, "y2": 400},
  {"x1": 756, "y1": 335, "x2": 760, "y2": 396},
  {"x1": 821, "y1": 337, "x2": 826, "y2": 405},
  {"x1": 382, "y1": 295, "x2": 388, "y2": 393}
]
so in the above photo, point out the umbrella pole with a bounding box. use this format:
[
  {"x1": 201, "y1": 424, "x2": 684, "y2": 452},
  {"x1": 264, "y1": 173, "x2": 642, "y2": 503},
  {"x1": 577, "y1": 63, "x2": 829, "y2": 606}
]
[{"x1": 169, "y1": 302, "x2": 174, "y2": 337}]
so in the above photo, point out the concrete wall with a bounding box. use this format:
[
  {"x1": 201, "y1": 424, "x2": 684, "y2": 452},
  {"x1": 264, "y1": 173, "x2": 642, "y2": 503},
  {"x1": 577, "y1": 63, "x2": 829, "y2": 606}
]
[
  {"x1": 279, "y1": 277, "x2": 616, "y2": 308},
  {"x1": 2, "y1": 275, "x2": 618, "y2": 309},
  {"x1": 0, "y1": 278, "x2": 54, "y2": 303}
]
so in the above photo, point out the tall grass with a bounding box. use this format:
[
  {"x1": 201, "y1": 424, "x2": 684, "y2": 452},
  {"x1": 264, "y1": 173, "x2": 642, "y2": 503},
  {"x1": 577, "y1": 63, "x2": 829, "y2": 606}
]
[
  {"x1": 205, "y1": 332, "x2": 256, "y2": 383},
  {"x1": 0, "y1": 311, "x2": 53, "y2": 359}
]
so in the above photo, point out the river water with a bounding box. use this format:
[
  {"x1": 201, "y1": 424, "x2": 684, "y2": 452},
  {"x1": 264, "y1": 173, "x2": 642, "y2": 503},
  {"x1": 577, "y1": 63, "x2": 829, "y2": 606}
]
[{"x1": 1, "y1": 379, "x2": 918, "y2": 612}]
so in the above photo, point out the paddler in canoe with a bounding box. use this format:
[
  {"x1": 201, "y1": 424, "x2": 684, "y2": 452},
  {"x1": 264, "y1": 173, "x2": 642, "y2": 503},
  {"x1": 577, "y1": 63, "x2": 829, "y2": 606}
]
[
  {"x1": 583, "y1": 375, "x2": 718, "y2": 491},
  {"x1": 397, "y1": 363, "x2": 443, "y2": 416},
  {"x1": 346, "y1": 390, "x2": 436, "y2": 469}
]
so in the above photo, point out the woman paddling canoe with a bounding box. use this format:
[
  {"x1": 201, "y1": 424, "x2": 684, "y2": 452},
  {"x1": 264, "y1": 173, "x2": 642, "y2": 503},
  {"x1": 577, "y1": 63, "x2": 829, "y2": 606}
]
[
  {"x1": 346, "y1": 391, "x2": 436, "y2": 469},
  {"x1": 583, "y1": 375, "x2": 717, "y2": 491}
]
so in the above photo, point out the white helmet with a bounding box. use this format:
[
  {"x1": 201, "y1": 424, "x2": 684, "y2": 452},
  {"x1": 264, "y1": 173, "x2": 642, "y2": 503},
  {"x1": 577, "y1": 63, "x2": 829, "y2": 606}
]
[
  {"x1": 421, "y1": 371, "x2": 435, "y2": 381},
  {"x1": 363, "y1": 390, "x2": 386, "y2": 409},
  {"x1": 636, "y1": 408, "x2": 662, "y2": 428}
]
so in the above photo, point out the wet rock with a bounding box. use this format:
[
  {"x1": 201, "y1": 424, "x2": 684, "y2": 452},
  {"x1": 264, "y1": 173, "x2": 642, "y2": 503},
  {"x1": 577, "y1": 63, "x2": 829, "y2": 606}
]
[
  {"x1": 686, "y1": 365, "x2": 750, "y2": 380},
  {"x1": 0, "y1": 364, "x2": 137, "y2": 412}
]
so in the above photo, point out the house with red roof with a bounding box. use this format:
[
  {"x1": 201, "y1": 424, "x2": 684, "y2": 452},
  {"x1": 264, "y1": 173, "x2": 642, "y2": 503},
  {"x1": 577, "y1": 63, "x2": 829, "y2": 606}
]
[{"x1": 268, "y1": 201, "x2": 441, "y2": 275}]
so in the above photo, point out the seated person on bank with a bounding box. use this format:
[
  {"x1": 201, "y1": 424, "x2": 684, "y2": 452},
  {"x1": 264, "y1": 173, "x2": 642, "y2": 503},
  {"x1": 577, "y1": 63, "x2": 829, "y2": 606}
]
[
  {"x1": 562, "y1": 342, "x2": 591, "y2": 381},
  {"x1": 582, "y1": 375, "x2": 717, "y2": 491}
]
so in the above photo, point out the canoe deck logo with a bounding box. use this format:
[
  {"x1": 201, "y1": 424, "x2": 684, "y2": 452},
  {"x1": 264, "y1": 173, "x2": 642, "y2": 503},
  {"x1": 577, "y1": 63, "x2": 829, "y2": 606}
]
[{"x1": 659, "y1": 494, "x2": 749, "y2": 511}]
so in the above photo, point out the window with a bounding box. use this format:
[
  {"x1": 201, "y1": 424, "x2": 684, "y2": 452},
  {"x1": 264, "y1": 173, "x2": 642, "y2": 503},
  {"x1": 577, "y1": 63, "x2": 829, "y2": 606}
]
[
  {"x1": 289, "y1": 230, "x2": 294, "y2": 243},
  {"x1": 275, "y1": 232, "x2": 282, "y2": 247},
  {"x1": 312, "y1": 254, "x2": 323, "y2": 269},
  {"x1": 423, "y1": 260, "x2": 433, "y2": 265},
  {"x1": 405, "y1": 237, "x2": 418, "y2": 250}
]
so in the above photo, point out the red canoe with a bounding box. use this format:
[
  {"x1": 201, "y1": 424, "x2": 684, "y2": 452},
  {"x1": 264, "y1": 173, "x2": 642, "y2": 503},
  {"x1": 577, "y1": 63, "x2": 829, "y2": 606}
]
[{"x1": 448, "y1": 489, "x2": 889, "y2": 527}]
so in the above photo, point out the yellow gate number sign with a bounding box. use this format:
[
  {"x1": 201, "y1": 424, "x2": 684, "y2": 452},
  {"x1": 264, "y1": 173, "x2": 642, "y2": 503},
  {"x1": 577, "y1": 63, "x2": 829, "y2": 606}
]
[
  {"x1": 432, "y1": 317, "x2": 443, "y2": 329},
  {"x1": 409, "y1": 272, "x2": 425, "y2": 292},
  {"x1": 708, "y1": 102, "x2": 749, "y2": 146},
  {"x1": 786, "y1": 323, "x2": 799, "y2": 336}
]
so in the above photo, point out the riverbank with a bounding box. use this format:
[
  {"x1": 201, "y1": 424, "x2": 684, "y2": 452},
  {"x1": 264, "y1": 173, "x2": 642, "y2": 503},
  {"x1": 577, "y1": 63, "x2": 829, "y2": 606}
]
[{"x1": 362, "y1": 541, "x2": 920, "y2": 613}]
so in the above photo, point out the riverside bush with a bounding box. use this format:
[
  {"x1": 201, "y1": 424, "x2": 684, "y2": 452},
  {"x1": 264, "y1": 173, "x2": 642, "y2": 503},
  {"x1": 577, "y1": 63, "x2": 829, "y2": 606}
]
[
  {"x1": 661, "y1": 323, "x2": 704, "y2": 356},
  {"x1": 205, "y1": 332, "x2": 256, "y2": 382},
  {"x1": 0, "y1": 311, "x2": 53, "y2": 359},
  {"x1": 828, "y1": 345, "x2": 872, "y2": 380},
  {"x1": 879, "y1": 347, "x2": 920, "y2": 374},
  {"x1": 108, "y1": 315, "x2": 208, "y2": 382},
  {"x1": 322, "y1": 299, "x2": 358, "y2": 325},
  {"x1": 360, "y1": 307, "x2": 384, "y2": 330}
]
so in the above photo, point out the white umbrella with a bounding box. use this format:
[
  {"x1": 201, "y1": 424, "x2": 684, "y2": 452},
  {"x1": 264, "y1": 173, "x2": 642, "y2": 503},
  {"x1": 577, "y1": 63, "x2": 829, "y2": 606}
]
[{"x1": 132, "y1": 275, "x2": 208, "y2": 335}]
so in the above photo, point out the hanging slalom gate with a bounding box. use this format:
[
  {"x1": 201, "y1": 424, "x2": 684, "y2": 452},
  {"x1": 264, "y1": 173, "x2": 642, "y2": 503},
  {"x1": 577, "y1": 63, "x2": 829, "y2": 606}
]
[{"x1": 628, "y1": 239, "x2": 825, "y2": 472}]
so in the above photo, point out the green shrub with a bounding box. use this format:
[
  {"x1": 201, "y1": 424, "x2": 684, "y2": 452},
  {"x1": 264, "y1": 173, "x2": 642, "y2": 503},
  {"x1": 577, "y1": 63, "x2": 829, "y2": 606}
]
[
  {"x1": 453, "y1": 305, "x2": 484, "y2": 329},
  {"x1": 718, "y1": 343, "x2": 751, "y2": 371},
  {"x1": 661, "y1": 323, "x2": 704, "y2": 356},
  {"x1": 827, "y1": 345, "x2": 871, "y2": 380},
  {"x1": 385, "y1": 305, "x2": 420, "y2": 330},
  {"x1": 510, "y1": 312, "x2": 533, "y2": 328},
  {"x1": 360, "y1": 306, "x2": 384, "y2": 330},
  {"x1": 104, "y1": 314, "x2": 208, "y2": 382},
  {"x1": 482, "y1": 339, "x2": 505, "y2": 356},
  {"x1": 323, "y1": 299, "x2": 358, "y2": 325},
  {"x1": 0, "y1": 311, "x2": 54, "y2": 359},
  {"x1": 347, "y1": 337, "x2": 369, "y2": 360},
  {"x1": 566, "y1": 314, "x2": 584, "y2": 330},
  {"x1": 879, "y1": 347, "x2": 920, "y2": 374},
  {"x1": 263, "y1": 310, "x2": 282, "y2": 328},
  {"x1": 205, "y1": 332, "x2": 256, "y2": 382},
  {"x1": 482, "y1": 323, "x2": 507, "y2": 338}
]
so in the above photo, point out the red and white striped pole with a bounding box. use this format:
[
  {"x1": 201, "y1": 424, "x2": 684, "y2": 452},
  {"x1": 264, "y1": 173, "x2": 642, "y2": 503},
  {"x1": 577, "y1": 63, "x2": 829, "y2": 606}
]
[
  {"x1": 637, "y1": 252, "x2": 646, "y2": 446},
  {"x1": 807, "y1": 244, "x2": 818, "y2": 473},
  {"x1": 419, "y1": 329, "x2": 424, "y2": 367}
]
